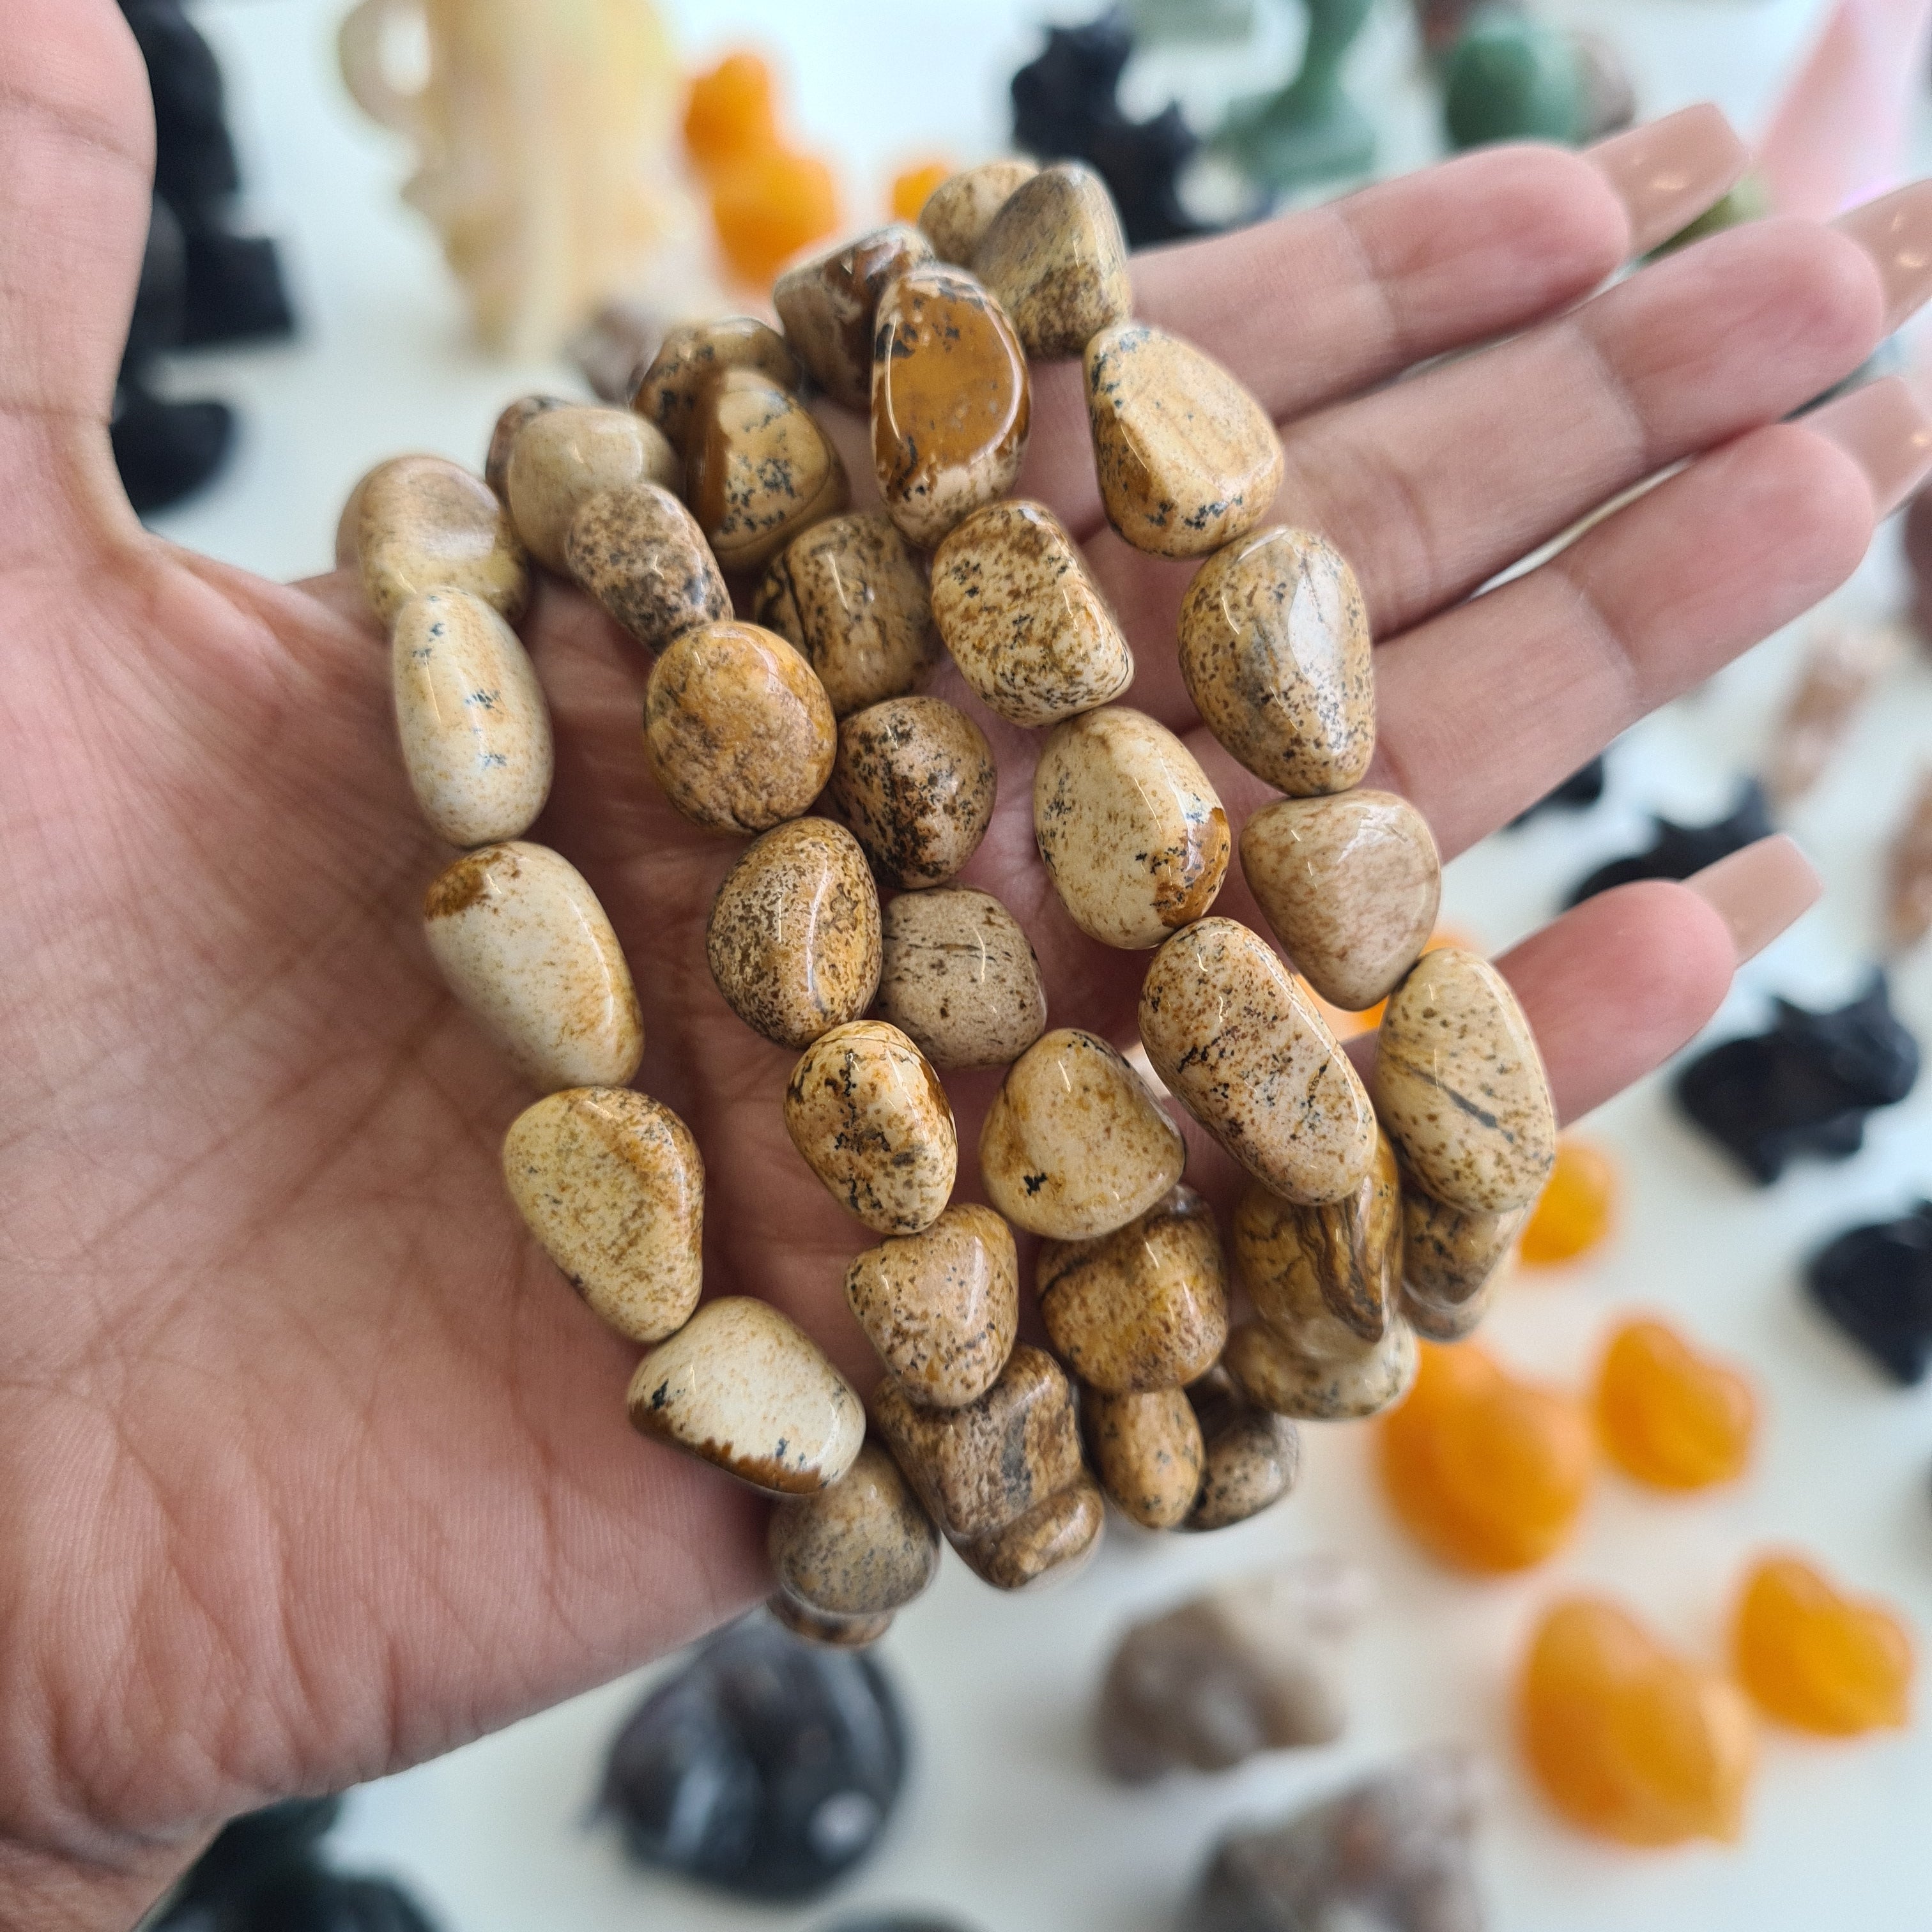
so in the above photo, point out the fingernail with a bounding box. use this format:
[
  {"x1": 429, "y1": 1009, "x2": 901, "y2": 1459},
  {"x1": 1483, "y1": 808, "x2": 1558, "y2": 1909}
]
[
  {"x1": 1586, "y1": 104, "x2": 1750, "y2": 257},
  {"x1": 1835, "y1": 180, "x2": 1932, "y2": 333},
  {"x1": 1805, "y1": 376, "x2": 1932, "y2": 516},
  {"x1": 1685, "y1": 834, "x2": 1821, "y2": 964}
]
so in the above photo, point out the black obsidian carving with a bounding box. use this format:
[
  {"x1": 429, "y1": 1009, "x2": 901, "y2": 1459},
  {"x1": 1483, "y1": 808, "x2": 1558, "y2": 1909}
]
[
  {"x1": 1806, "y1": 1202, "x2": 1932, "y2": 1385},
  {"x1": 1509, "y1": 755, "x2": 1606, "y2": 827},
  {"x1": 1675, "y1": 975, "x2": 1920, "y2": 1184},
  {"x1": 602, "y1": 1613, "x2": 908, "y2": 1903},
  {"x1": 165, "y1": 1797, "x2": 345, "y2": 1915},
  {"x1": 1567, "y1": 782, "x2": 1773, "y2": 904},
  {"x1": 224, "y1": 1870, "x2": 440, "y2": 1932}
]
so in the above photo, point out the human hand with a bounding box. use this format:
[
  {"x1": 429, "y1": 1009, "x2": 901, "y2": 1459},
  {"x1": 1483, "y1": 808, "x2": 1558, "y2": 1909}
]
[{"x1": 5, "y1": 3, "x2": 1928, "y2": 1926}]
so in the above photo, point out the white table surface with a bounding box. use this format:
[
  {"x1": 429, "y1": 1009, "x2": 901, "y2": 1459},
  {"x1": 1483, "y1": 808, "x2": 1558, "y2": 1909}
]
[{"x1": 152, "y1": 3, "x2": 1932, "y2": 1928}]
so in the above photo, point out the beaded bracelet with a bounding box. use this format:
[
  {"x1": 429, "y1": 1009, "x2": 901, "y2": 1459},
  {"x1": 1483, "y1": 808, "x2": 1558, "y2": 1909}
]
[{"x1": 338, "y1": 156, "x2": 1558, "y2": 1649}]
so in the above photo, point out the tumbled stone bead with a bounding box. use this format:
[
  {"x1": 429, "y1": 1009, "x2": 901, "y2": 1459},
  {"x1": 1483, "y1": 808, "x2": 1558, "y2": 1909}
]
[
  {"x1": 335, "y1": 460, "x2": 384, "y2": 569},
  {"x1": 930, "y1": 498, "x2": 1133, "y2": 726},
  {"x1": 1373, "y1": 947, "x2": 1558, "y2": 1213},
  {"x1": 873, "y1": 885, "x2": 1048, "y2": 1072},
  {"x1": 754, "y1": 512, "x2": 941, "y2": 718},
  {"x1": 774, "y1": 224, "x2": 936, "y2": 410},
  {"x1": 1083, "y1": 1386, "x2": 1204, "y2": 1531},
  {"x1": 358, "y1": 455, "x2": 530, "y2": 630},
  {"x1": 627, "y1": 1297, "x2": 864, "y2": 1494},
  {"x1": 1224, "y1": 1315, "x2": 1419, "y2": 1422},
  {"x1": 1178, "y1": 525, "x2": 1374, "y2": 796},
  {"x1": 872, "y1": 266, "x2": 1031, "y2": 549},
  {"x1": 971, "y1": 161, "x2": 1132, "y2": 360},
  {"x1": 645, "y1": 620, "x2": 837, "y2": 836},
  {"x1": 783, "y1": 1021, "x2": 957, "y2": 1237},
  {"x1": 1140, "y1": 917, "x2": 1377, "y2": 1205},
  {"x1": 501, "y1": 1088, "x2": 702, "y2": 1344},
  {"x1": 917, "y1": 157, "x2": 1038, "y2": 264},
  {"x1": 391, "y1": 589, "x2": 553, "y2": 847},
  {"x1": 1086, "y1": 323, "x2": 1284, "y2": 559},
  {"x1": 486, "y1": 394, "x2": 567, "y2": 499},
  {"x1": 1037, "y1": 1184, "x2": 1229, "y2": 1393},
  {"x1": 504, "y1": 404, "x2": 681, "y2": 576},
  {"x1": 1402, "y1": 1274, "x2": 1500, "y2": 1345},
  {"x1": 632, "y1": 316, "x2": 802, "y2": 456},
  {"x1": 423, "y1": 841, "x2": 643, "y2": 1091},
  {"x1": 830, "y1": 696, "x2": 995, "y2": 889},
  {"x1": 688, "y1": 369, "x2": 850, "y2": 577},
  {"x1": 1183, "y1": 1372, "x2": 1301, "y2": 1533},
  {"x1": 873, "y1": 1342, "x2": 1082, "y2": 1540},
  {"x1": 1241, "y1": 792, "x2": 1441, "y2": 1013},
  {"x1": 768, "y1": 1441, "x2": 941, "y2": 1641},
  {"x1": 1034, "y1": 707, "x2": 1229, "y2": 949},
  {"x1": 979, "y1": 1027, "x2": 1185, "y2": 1239},
  {"x1": 566, "y1": 483, "x2": 730, "y2": 655},
  {"x1": 955, "y1": 1475, "x2": 1105, "y2": 1590},
  {"x1": 767, "y1": 1598, "x2": 894, "y2": 1650},
  {"x1": 845, "y1": 1202, "x2": 1018, "y2": 1408},
  {"x1": 1402, "y1": 1183, "x2": 1526, "y2": 1307},
  {"x1": 707, "y1": 818, "x2": 882, "y2": 1050}
]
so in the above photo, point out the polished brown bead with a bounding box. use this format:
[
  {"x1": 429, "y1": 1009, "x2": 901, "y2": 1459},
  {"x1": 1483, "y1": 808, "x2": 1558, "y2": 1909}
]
[
  {"x1": 632, "y1": 316, "x2": 801, "y2": 454},
  {"x1": 565, "y1": 482, "x2": 730, "y2": 656},
  {"x1": 917, "y1": 157, "x2": 1038, "y2": 265},
  {"x1": 1083, "y1": 1386, "x2": 1204, "y2": 1531},
  {"x1": 768, "y1": 1441, "x2": 940, "y2": 1634},
  {"x1": 686, "y1": 367, "x2": 849, "y2": 576},
  {"x1": 873, "y1": 885, "x2": 1048, "y2": 1072},
  {"x1": 1223, "y1": 1315, "x2": 1418, "y2": 1422},
  {"x1": 955, "y1": 1475, "x2": 1105, "y2": 1590},
  {"x1": 775, "y1": 223, "x2": 935, "y2": 410},
  {"x1": 1183, "y1": 1372, "x2": 1302, "y2": 1533},
  {"x1": 971, "y1": 161, "x2": 1132, "y2": 359},
  {"x1": 830, "y1": 696, "x2": 997, "y2": 889}
]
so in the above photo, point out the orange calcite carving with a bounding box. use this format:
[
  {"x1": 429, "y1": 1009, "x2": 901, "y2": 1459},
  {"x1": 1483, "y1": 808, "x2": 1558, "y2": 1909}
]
[
  {"x1": 1733, "y1": 1554, "x2": 1914, "y2": 1736},
  {"x1": 1519, "y1": 1137, "x2": 1617, "y2": 1266},
  {"x1": 685, "y1": 51, "x2": 778, "y2": 176},
  {"x1": 712, "y1": 149, "x2": 839, "y2": 290},
  {"x1": 1595, "y1": 1317, "x2": 1755, "y2": 1491}
]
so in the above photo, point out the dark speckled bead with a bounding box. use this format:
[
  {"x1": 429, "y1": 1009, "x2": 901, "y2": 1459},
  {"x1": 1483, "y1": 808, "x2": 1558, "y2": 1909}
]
[{"x1": 830, "y1": 696, "x2": 997, "y2": 890}]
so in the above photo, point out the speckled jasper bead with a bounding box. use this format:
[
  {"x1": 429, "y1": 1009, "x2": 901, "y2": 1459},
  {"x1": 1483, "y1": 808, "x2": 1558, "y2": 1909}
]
[
  {"x1": 1083, "y1": 1386, "x2": 1204, "y2": 1531},
  {"x1": 686, "y1": 368, "x2": 850, "y2": 576},
  {"x1": 871, "y1": 885, "x2": 1048, "y2": 1071},
  {"x1": 917, "y1": 156, "x2": 1039, "y2": 265},
  {"x1": 957, "y1": 1476, "x2": 1104, "y2": 1590},
  {"x1": 632, "y1": 316, "x2": 802, "y2": 455},
  {"x1": 358, "y1": 454, "x2": 530, "y2": 629},
  {"x1": 504, "y1": 403, "x2": 680, "y2": 575},
  {"x1": 565, "y1": 482, "x2": 731, "y2": 655},
  {"x1": 1223, "y1": 1315, "x2": 1419, "y2": 1422},
  {"x1": 486, "y1": 394, "x2": 567, "y2": 498},
  {"x1": 775, "y1": 223, "x2": 936, "y2": 410},
  {"x1": 830, "y1": 696, "x2": 995, "y2": 890},
  {"x1": 970, "y1": 160, "x2": 1133, "y2": 360}
]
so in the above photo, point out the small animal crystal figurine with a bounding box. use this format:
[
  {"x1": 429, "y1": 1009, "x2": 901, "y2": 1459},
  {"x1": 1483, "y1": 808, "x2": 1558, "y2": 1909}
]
[
  {"x1": 339, "y1": 0, "x2": 688, "y2": 357},
  {"x1": 1441, "y1": 7, "x2": 1636, "y2": 150},
  {"x1": 1216, "y1": 0, "x2": 1377, "y2": 192}
]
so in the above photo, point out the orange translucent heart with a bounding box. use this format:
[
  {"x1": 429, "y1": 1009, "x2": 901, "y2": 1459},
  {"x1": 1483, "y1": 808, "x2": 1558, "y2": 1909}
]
[
  {"x1": 1521, "y1": 1595, "x2": 1758, "y2": 1846},
  {"x1": 1733, "y1": 1554, "x2": 1915, "y2": 1736},
  {"x1": 1519, "y1": 1137, "x2": 1618, "y2": 1266},
  {"x1": 711, "y1": 150, "x2": 841, "y2": 291},
  {"x1": 1379, "y1": 1341, "x2": 1593, "y2": 1572},
  {"x1": 684, "y1": 52, "x2": 779, "y2": 178},
  {"x1": 1595, "y1": 1316, "x2": 1756, "y2": 1490}
]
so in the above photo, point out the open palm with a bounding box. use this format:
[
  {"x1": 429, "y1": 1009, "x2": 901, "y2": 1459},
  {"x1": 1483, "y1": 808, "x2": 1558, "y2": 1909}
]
[{"x1": 3, "y1": 3, "x2": 1921, "y2": 1924}]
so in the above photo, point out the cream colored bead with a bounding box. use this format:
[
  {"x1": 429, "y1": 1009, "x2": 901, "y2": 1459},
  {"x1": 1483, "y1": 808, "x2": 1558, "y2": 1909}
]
[
  {"x1": 768, "y1": 1441, "x2": 941, "y2": 1632},
  {"x1": 917, "y1": 157, "x2": 1038, "y2": 265},
  {"x1": 504, "y1": 404, "x2": 681, "y2": 575},
  {"x1": 873, "y1": 885, "x2": 1048, "y2": 1072},
  {"x1": 357, "y1": 455, "x2": 530, "y2": 630}
]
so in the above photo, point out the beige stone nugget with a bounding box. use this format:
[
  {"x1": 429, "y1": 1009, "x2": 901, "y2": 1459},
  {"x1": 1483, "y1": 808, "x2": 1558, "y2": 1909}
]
[
  {"x1": 873, "y1": 885, "x2": 1048, "y2": 1071},
  {"x1": 687, "y1": 368, "x2": 850, "y2": 576},
  {"x1": 774, "y1": 223, "x2": 935, "y2": 410},
  {"x1": 1241, "y1": 792, "x2": 1441, "y2": 1013},
  {"x1": 502, "y1": 1088, "x2": 703, "y2": 1344},
  {"x1": 423, "y1": 841, "x2": 642, "y2": 1092},
  {"x1": 930, "y1": 498, "x2": 1133, "y2": 727},
  {"x1": 956, "y1": 1476, "x2": 1105, "y2": 1590},
  {"x1": 755, "y1": 512, "x2": 940, "y2": 717},
  {"x1": 503, "y1": 404, "x2": 680, "y2": 574},
  {"x1": 632, "y1": 316, "x2": 801, "y2": 454},
  {"x1": 1140, "y1": 917, "x2": 1377, "y2": 1206},
  {"x1": 645, "y1": 620, "x2": 837, "y2": 836},
  {"x1": 485, "y1": 394, "x2": 567, "y2": 498},
  {"x1": 980, "y1": 1027, "x2": 1185, "y2": 1239},
  {"x1": 1182, "y1": 1370, "x2": 1301, "y2": 1532},
  {"x1": 784, "y1": 1020, "x2": 958, "y2": 1237},
  {"x1": 706, "y1": 818, "x2": 882, "y2": 1050},
  {"x1": 1402, "y1": 1184, "x2": 1527, "y2": 1311},
  {"x1": 972, "y1": 161, "x2": 1132, "y2": 360},
  {"x1": 357, "y1": 455, "x2": 530, "y2": 629},
  {"x1": 845, "y1": 1203, "x2": 1018, "y2": 1408},
  {"x1": 917, "y1": 157, "x2": 1038, "y2": 264},
  {"x1": 1179, "y1": 525, "x2": 1375, "y2": 796},
  {"x1": 627, "y1": 1297, "x2": 864, "y2": 1494},
  {"x1": 391, "y1": 589, "x2": 553, "y2": 848},
  {"x1": 1082, "y1": 1387, "x2": 1204, "y2": 1531},
  {"x1": 565, "y1": 484, "x2": 730, "y2": 655},
  {"x1": 1034, "y1": 707, "x2": 1230, "y2": 949},
  {"x1": 1372, "y1": 947, "x2": 1558, "y2": 1213},
  {"x1": 830, "y1": 696, "x2": 996, "y2": 889},
  {"x1": 1403, "y1": 1273, "x2": 1503, "y2": 1344},
  {"x1": 1223, "y1": 1315, "x2": 1419, "y2": 1422},
  {"x1": 1085, "y1": 322, "x2": 1283, "y2": 559}
]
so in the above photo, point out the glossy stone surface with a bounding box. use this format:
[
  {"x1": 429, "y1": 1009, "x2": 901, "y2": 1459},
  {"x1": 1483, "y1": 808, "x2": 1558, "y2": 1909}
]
[
  {"x1": 1805, "y1": 1200, "x2": 1932, "y2": 1384},
  {"x1": 1179, "y1": 524, "x2": 1374, "y2": 796},
  {"x1": 632, "y1": 316, "x2": 802, "y2": 455},
  {"x1": 566, "y1": 482, "x2": 731, "y2": 655},
  {"x1": 830, "y1": 696, "x2": 996, "y2": 889},
  {"x1": 1098, "y1": 1559, "x2": 1372, "y2": 1781},
  {"x1": 971, "y1": 161, "x2": 1131, "y2": 359},
  {"x1": 775, "y1": 223, "x2": 935, "y2": 410},
  {"x1": 873, "y1": 885, "x2": 1048, "y2": 1071},
  {"x1": 1082, "y1": 1385, "x2": 1204, "y2": 1529},
  {"x1": 755, "y1": 512, "x2": 940, "y2": 717},
  {"x1": 955, "y1": 1474, "x2": 1105, "y2": 1590},
  {"x1": 687, "y1": 369, "x2": 850, "y2": 576},
  {"x1": 645, "y1": 620, "x2": 837, "y2": 836},
  {"x1": 601, "y1": 1614, "x2": 905, "y2": 1901},
  {"x1": 707, "y1": 819, "x2": 882, "y2": 1050},
  {"x1": 1373, "y1": 947, "x2": 1557, "y2": 1213},
  {"x1": 1034, "y1": 707, "x2": 1229, "y2": 948},
  {"x1": 784, "y1": 1021, "x2": 958, "y2": 1237},
  {"x1": 486, "y1": 393, "x2": 567, "y2": 498},
  {"x1": 930, "y1": 498, "x2": 1133, "y2": 727},
  {"x1": 504, "y1": 403, "x2": 680, "y2": 575},
  {"x1": 917, "y1": 157, "x2": 1038, "y2": 264},
  {"x1": 769, "y1": 1442, "x2": 941, "y2": 1636},
  {"x1": 1183, "y1": 1371, "x2": 1302, "y2": 1532},
  {"x1": 627, "y1": 1298, "x2": 864, "y2": 1494},
  {"x1": 391, "y1": 588, "x2": 553, "y2": 848},
  {"x1": 423, "y1": 841, "x2": 642, "y2": 1091},
  {"x1": 1085, "y1": 322, "x2": 1282, "y2": 558},
  {"x1": 1732, "y1": 1554, "x2": 1913, "y2": 1736},
  {"x1": 1595, "y1": 1317, "x2": 1756, "y2": 1491},
  {"x1": 1226, "y1": 1315, "x2": 1418, "y2": 1422},
  {"x1": 845, "y1": 1203, "x2": 1019, "y2": 1408},
  {"x1": 502, "y1": 1088, "x2": 703, "y2": 1346},
  {"x1": 979, "y1": 1027, "x2": 1185, "y2": 1239},
  {"x1": 1241, "y1": 792, "x2": 1439, "y2": 1012},
  {"x1": 1400, "y1": 1186, "x2": 1526, "y2": 1331},
  {"x1": 1038, "y1": 1184, "x2": 1229, "y2": 1393},
  {"x1": 1140, "y1": 917, "x2": 1377, "y2": 1205},
  {"x1": 872, "y1": 266, "x2": 1031, "y2": 548},
  {"x1": 358, "y1": 454, "x2": 530, "y2": 629}
]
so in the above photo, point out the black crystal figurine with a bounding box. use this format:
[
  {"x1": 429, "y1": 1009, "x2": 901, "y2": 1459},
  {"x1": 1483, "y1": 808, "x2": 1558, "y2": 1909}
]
[
  {"x1": 1567, "y1": 782, "x2": 1773, "y2": 905},
  {"x1": 1509, "y1": 754, "x2": 1607, "y2": 828},
  {"x1": 1807, "y1": 1202, "x2": 1932, "y2": 1385},
  {"x1": 602, "y1": 1613, "x2": 908, "y2": 1904},
  {"x1": 221, "y1": 1870, "x2": 439, "y2": 1932},
  {"x1": 162, "y1": 1797, "x2": 344, "y2": 1918},
  {"x1": 1676, "y1": 975, "x2": 1920, "y2": 1184}
]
